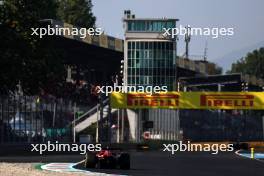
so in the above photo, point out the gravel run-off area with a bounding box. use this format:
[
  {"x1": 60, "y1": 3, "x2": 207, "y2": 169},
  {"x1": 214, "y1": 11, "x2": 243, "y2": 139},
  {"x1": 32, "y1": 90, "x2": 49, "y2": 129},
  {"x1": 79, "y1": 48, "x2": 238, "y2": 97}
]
[{"x1": 0, "y1": 163, "x2": 87, "y2": 176}]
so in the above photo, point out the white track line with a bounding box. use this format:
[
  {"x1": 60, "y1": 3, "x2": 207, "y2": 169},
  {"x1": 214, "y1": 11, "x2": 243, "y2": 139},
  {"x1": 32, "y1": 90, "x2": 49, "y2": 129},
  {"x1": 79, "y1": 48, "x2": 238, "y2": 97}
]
[
  {"x1": 41, "y1": 161, "x2": 127, "y2": 176},
  {"x1": 235, "y1": 150, "x2": 264, "y2": 163}
]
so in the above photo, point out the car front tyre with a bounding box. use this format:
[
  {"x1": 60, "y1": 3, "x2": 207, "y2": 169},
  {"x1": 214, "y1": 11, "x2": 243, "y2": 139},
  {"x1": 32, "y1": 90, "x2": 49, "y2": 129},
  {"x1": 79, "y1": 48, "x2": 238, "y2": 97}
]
[{"x1": 119, "y1": 153, "x2": 130, "y2": 170}]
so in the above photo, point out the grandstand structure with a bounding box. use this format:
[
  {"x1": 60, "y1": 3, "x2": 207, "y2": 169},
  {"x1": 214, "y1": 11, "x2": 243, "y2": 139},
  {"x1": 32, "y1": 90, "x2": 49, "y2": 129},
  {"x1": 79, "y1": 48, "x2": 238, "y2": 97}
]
[
  {"x1": 41, "y1": 18, "x2": 264, "y2": 142},
  {"x1": 1, "y1": 17, "x2": 264, "y2": 144}
]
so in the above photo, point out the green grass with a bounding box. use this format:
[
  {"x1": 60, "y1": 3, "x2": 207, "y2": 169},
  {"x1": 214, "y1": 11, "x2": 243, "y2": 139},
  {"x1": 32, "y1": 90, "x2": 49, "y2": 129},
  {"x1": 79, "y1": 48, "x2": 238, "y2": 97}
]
[{"x1": 34, "y1": 163, "x2": 44, "y2": 171}]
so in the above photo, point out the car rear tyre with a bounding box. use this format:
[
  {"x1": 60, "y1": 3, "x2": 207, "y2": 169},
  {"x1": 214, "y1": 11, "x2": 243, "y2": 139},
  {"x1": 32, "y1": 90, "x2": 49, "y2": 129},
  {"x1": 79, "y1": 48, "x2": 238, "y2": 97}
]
[{"x1": 84, "y1": 152, "x2": 97, "y2": 168}]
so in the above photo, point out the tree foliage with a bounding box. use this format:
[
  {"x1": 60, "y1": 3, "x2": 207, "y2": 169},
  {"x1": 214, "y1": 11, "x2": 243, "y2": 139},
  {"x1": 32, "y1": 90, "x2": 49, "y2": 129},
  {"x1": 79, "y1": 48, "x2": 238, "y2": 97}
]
[
  {"x1": 0, "y1": 0, "x2": 96, "y2": 95},
  {"x1": 230, "y1": 48, "x2": 264, "y2": 79},
  {"x1": 57, "y1": 0, "x2": 96, "y2": 28},
  {"x1": 0, "y1": 0, "x2": 63, "y2": 94}
]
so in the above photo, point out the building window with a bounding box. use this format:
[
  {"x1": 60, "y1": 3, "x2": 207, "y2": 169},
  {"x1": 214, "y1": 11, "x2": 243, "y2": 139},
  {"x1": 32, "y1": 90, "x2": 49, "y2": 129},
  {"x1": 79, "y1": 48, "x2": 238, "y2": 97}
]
[
  {"x1": 127, "y1": 20, "x2": 175, "y2": 32},
  {"x1": 127, "y1": 41, "x2": 176, "y2": 90}
]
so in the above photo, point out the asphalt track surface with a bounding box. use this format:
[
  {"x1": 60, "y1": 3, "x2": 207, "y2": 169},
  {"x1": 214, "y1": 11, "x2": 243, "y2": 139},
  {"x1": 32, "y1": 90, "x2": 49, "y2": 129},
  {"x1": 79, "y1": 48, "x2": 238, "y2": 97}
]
[{"x1": 1, "y1": 151, "x2": 264, "y2": 176}]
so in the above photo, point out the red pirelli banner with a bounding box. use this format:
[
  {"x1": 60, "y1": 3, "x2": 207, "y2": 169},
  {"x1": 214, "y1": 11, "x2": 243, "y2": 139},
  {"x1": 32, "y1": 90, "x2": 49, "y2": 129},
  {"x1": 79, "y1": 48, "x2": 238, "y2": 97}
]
[{"x1": 110, "y1": 92, "x2": 264, "y2": 110}]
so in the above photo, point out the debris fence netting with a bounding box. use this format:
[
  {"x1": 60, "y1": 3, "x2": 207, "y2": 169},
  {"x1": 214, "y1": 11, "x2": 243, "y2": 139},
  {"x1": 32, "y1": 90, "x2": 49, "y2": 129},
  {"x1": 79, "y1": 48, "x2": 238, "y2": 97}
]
[{"x1": 0, "y1": 95, "x2": 74, "y2": 144}]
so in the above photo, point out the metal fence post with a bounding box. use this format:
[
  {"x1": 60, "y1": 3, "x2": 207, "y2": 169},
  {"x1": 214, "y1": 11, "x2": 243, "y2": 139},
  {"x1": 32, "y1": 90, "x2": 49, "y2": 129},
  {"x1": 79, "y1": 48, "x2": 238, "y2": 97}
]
[
  {"x1": 96, "y1": 104, "x2": 99, "y2": 143},
  {"x1": 73, "y1": 102, "x2": 76, "y2": 143},
  {"x1": 262, "y1": 116, "x2": 264, "y2": 140}
]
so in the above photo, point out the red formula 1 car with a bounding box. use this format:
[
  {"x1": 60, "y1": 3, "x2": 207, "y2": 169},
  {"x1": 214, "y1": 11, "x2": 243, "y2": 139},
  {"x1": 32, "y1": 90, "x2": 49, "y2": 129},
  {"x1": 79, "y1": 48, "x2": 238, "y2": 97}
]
[{"x1": 84, "y1": 149, "x2": 130, "y2": 170}]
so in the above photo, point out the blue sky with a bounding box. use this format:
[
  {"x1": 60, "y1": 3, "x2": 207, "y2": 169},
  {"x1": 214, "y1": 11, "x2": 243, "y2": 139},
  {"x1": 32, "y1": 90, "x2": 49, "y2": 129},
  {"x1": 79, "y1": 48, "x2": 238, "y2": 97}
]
[{"x1": 92, "y1": 0, "x2": 264, "y2": 65}]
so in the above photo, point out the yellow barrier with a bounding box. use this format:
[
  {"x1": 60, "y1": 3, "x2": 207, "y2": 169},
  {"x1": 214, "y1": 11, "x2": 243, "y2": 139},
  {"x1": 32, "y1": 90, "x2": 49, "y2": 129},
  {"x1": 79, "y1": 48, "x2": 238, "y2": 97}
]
[{"x1": 110, "y1": 92, "x2": 264, "y2": 110}]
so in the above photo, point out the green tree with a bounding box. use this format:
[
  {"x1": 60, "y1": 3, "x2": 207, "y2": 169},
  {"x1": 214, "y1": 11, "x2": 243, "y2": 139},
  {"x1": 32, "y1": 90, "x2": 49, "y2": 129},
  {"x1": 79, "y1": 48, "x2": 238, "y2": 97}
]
[
  {"x1": 229, "y1": 48, "x2": 264, "y2": 79},
  {"x1": 0, "y1": 0, "x2": 63, "y2": 94},
  {"x1": 229, "y1": 48, "x2": 264, "y2": 122},
  {"x1": 0, "y1": 0, "x2": 97, "y2": 95},
  {"x1": 57, "y1": 0, "x2": 96, "y2": 28}
]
